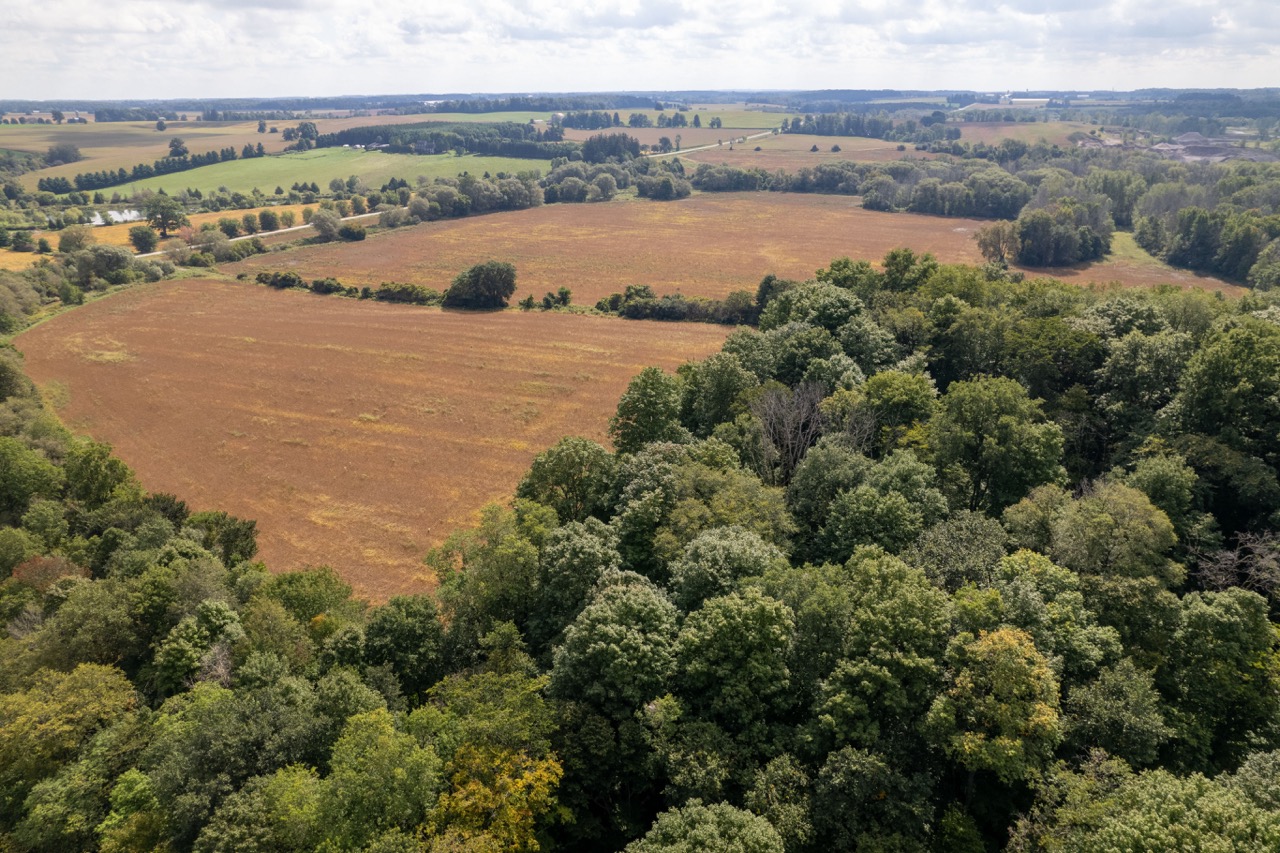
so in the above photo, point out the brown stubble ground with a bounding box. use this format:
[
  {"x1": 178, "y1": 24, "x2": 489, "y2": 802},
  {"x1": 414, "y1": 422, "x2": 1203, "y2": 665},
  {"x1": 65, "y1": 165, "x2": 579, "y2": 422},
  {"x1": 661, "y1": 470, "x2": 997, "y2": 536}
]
[
  {"x1": 15, "y1": 281, "x2": 729, "y2": 600},
  {"x1": 229, "y1": 194, "x2": 993, "y2": 304}
]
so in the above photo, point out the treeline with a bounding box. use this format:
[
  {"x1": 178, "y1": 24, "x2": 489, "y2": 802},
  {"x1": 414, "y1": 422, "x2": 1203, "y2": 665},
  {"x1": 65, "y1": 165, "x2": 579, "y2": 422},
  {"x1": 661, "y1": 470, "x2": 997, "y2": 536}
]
[
  {"x1": 1134, "y1": 201, "x2": 1280, "y2": 286},
  {"x1": 313, "y1": 121, "x2": 577, "y2": 159},
  {"x1": 691, "y1": 139, "x2": 1280, "y2": 276},
  {"x1": 377, "y1": 171, "x2": 545, "y2": 227},
  {"x1": 42, "y1": 147, "x2": 256, "y2": 194},
  {"x1": 556, "y1": 110, "x2": 622, "y2": 130},
  {"x1": 539, "y1": 154, "x2": 692, "y2": 202},
  {"x1": 426, "y1": 94, "x2": 657, "y2": 114},
  {"x1": 783, "y1": 111, "x2": 960, "y2": 144},
  {"x1": 91, "y1": 107, "x2": 184, "y2": 122},
  {"x1": 595, "y1": 283, "x2": 759, "y2": 324},
  {"x1": 255, "y1": 261, "x2": 517, "y2": 310},
  {"x1": 253, "y1": 271, "x2": 444, "y2": 305},
  {"x1": 0, "y1": 231, "x2": 173, "y2": 326}
]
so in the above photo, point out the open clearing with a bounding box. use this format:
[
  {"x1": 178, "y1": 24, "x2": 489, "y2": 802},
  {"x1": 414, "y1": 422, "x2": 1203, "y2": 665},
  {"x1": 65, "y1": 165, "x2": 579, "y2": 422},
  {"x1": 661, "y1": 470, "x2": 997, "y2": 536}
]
[
  {"x1": 15, "y1": 280, "x2": 729, "y2": 599},
  {"x1": 229, "y1": 193, "x2": 1235, "y2": 303}
]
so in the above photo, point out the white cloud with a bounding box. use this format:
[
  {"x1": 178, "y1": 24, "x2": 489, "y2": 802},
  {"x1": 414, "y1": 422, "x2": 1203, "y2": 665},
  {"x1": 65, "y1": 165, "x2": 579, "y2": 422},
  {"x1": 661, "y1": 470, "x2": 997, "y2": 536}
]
[{"x1": 0, "y1": 0, "x2": 1275, "y2": 98}]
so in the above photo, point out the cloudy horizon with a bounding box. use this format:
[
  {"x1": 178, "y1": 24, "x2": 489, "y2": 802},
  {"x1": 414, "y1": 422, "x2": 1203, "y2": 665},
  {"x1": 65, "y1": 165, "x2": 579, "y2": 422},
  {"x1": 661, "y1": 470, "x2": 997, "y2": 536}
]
[{"x1": 3, "y1": 0, "x2": 1276, "y2": 101}]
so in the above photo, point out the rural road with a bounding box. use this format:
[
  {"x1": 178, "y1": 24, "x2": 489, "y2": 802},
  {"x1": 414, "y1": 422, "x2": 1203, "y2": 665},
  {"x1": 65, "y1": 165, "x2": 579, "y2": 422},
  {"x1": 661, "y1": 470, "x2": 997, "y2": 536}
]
[{"x1": 644, "y1": 129, "x2": 777, "y2": 159}]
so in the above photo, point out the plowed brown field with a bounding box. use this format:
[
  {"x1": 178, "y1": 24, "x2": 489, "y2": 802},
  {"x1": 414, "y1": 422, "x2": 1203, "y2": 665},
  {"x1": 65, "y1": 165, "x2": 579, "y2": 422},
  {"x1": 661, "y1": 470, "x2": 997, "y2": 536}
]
[{"x1": 15, "y1": 281, "x2": 729, "y2": 599}]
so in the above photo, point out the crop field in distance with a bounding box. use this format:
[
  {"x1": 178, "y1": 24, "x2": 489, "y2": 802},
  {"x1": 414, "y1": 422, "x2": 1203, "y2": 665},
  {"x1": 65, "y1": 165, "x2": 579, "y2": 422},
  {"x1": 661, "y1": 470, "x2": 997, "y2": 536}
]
[
  {"x1": 953, "y1": 120, "x2": 1094, "y2": 146},
  {"x1": 5, "y1": 106, "x2": 778, "y2": 194},
  {"x1": 4, "y1": 113, "x2": 517, "y2": 191},
  {"x1": 111, "y1": 147, "x2": 553, "y2": 198},
  {"x1": 14, "y1": 280, "x2": 730, "y2": 599},
  {"x1": 228, "y1": 192, "x2": 1239, "y2": 302},
  {"x1": 681, "y1": 133, "x2": 936, "y2": 169}
]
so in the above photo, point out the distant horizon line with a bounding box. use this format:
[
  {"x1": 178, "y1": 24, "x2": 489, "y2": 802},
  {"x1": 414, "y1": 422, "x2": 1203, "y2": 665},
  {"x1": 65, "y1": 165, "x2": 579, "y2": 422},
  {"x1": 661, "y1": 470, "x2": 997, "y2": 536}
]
[{"x1": 3, "y1": 86, "x2": 1279, "y2": 106}]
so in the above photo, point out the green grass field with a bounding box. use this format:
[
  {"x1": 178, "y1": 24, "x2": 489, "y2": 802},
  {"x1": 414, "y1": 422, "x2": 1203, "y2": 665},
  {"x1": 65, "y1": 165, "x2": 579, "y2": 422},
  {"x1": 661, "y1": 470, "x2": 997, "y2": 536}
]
[
  {"x1": 118, "y1": 148, "x2": 553, "y2": 196},
  {"x1": 683, "y1": 107, "x2": 787, "y2": 129},
  {"x1": 954, "y1": 120, "x2": 1093, "y2": 146}
]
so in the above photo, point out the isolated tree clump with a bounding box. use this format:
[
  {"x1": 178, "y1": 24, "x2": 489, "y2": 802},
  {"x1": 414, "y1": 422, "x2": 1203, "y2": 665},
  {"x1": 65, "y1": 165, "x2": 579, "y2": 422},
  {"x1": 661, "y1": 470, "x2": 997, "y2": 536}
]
[
  {"x1": 309, "y1": 209, "x2": 342, "y2": 241},
  {"x1": 442, "y1": 260, "x2": 518, "y2": 310},
  {"x1": 128, "y1": 225, "x2": 159, "y2": 253}
]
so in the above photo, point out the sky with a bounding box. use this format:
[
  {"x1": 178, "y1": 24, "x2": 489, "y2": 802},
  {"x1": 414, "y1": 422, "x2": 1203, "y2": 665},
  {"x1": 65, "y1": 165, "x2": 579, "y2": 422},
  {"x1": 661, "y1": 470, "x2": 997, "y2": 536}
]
[{"x1": 2, "y1": 0, "x2": 1276, "y2": 101}]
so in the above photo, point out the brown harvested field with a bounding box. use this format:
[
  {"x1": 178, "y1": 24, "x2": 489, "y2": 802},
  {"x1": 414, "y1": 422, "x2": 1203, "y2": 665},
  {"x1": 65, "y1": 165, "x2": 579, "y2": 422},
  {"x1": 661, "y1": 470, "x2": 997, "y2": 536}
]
[
  {"x1": 228, "y1": 194, "x2": 995, "y2": 304},
  {"x1": 681, "y1": 133, "x2": 935, "y2": 169},
  {"x1": 228, "y1": 193, "x2": 1237, "y2": 301},
  {"x1": 15, "y1": 281, "x2": 729, "y2": 599},
  {"x1": 0, "y1": 250, "x2": 40, "y2": 271}
]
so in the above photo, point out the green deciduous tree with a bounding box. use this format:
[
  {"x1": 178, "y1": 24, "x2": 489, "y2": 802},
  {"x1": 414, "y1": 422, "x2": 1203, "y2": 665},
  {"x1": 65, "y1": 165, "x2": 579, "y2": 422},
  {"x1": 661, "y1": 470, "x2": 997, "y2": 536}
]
[
  {"x1": 626, "y1": 801, "x2": 784, "y2": 853},
  {"x1": 309, "y1": 209, "x2": 341, "y2": 241},
  {"x1": 127, "y1": 226, "x2": 158, "y2": 253},
  {"x1": 670, "y1": 526, "x2": 787, "y2": 612},
  {"x1": 1063, "y1": 658, "x2": 1172, "y2": 767},
  {"x1": 143, "y1": 195, "x2": 188, "y2": 238},
  {"x1": 1170, "y1": 319, "x2": 1280, "y2": 465},
  {"x1": 0, "y1": 436, "x2": 63, "y2": 521},
  {"x1": 0, "y1": 664, "x2": 136, "y2": 825},
  {"x1": 442, "y1": 260, "x2": 518, "y2": 310},
  {"x1": 363, "y1": 595, "x2": 444, "y2": 700},
  {"x1": 1162, "y1": 587, "x2": 1280, "y2": 773},
  {"x1": 610, "y1": 367, "x2": 689, "y2": 454},
  {"x1": 515, "y1": 436, "x2": 615, "y2": 523},
  {"x1": 926, "y1": 627, "x2": 1063, "y2": 784},
  {"x1": 316, "y1": 709, "x2": 441, "y2": 849},
  {"x1": 549, "y1": 577, "x2": 678, "y2": 720},
  {"x1": 930, "y1": 375, "x2": 1065, "y2": 512},
  {"x1": 675, "y1": 589, "x2": 794, "y2": 736},
  {"x1": 810, "y1": 550, "x2": 953, "y2": 757}
]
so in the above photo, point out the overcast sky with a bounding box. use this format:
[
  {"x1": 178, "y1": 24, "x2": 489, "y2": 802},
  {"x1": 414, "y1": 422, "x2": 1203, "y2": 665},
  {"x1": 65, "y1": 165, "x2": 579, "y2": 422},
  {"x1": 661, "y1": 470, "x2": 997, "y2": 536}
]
[{"x1": 3, "y1": 0, "x2": 1276, "y2": 101}]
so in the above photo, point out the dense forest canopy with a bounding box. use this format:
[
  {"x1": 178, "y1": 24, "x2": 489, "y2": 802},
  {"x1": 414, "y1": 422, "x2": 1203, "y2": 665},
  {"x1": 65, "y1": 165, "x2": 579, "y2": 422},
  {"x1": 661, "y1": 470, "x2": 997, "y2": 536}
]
[{"x1": 3, "y1": 245, "x2": 1280, "y2": 850}]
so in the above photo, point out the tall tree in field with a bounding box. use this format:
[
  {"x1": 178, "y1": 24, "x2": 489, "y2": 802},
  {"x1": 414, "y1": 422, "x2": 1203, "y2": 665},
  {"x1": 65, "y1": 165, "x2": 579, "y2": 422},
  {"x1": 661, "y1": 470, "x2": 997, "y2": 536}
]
[
  {"x1": 442, "y1": 260, "x2": 518, "y2": 310},
  {"x1": 143, "y1": 194, "x2": 188, "y2": 238}
]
